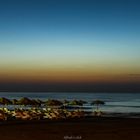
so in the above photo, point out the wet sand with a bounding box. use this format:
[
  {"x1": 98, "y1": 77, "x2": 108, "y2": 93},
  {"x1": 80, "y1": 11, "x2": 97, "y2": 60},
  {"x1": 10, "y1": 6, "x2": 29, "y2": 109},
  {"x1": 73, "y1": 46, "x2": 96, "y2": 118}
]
[{"x1": 0, "y1": 117, "x2": 140, "y2": 140}]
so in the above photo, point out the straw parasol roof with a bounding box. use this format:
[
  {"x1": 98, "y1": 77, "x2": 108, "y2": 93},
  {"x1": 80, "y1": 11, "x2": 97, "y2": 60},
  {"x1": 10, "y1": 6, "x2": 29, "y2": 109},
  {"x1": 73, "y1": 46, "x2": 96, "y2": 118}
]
[
  {"x1": 45, "y1": 99, "x2": 63, "y2": 106},
  {"x1": 18, "y1": 97, "x2": 33, "y2": 106},
  {"x1": 0, "y1": 97, "x2": 12, "y2": 105},
  {"x1": 68, "y1": 100, "x2": 84, "y2": 106},
  {"x1": 91, "y1": 100, "x2": 105, "y2": 110},
  {"x1": 31, "y1": 99, "x2": 42, "y2": 106},
  {"x1": 91, "y1": 100, "x2": 105, "y2": 105}
]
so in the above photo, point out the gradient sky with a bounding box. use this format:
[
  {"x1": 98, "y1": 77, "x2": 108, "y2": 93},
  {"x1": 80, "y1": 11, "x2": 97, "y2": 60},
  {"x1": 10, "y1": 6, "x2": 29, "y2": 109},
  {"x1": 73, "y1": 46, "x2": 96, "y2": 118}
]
[{"x1": 0, "y1": 0, "x2": 140, "y2": 92}]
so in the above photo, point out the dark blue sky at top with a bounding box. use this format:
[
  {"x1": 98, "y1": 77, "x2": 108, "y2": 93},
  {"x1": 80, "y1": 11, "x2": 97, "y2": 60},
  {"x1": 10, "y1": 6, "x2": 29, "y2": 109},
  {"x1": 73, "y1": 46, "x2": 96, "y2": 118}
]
[
  {"x1": 0, "y1": 0, "x2": 140, "y2": 93},
  {"x1": 0, "y1": 0, "x2": 140, "y2": 72},
  {"x1": 0, "y1": 0, "x2": 140, "y2": 39}
]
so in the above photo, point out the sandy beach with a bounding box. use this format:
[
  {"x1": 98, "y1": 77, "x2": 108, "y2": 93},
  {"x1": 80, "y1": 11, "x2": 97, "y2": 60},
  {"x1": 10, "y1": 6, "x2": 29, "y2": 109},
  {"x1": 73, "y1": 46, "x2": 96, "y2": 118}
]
[{"x1": 0, "y1": 117, "x2": 140, "y2": 140}]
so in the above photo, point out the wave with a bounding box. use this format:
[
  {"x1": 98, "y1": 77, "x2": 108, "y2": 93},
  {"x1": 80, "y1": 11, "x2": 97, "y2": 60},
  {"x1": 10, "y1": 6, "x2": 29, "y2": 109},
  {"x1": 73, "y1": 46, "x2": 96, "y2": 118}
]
[{"x1": 105, "y1": 105, "x2": 140, "y2": 108}]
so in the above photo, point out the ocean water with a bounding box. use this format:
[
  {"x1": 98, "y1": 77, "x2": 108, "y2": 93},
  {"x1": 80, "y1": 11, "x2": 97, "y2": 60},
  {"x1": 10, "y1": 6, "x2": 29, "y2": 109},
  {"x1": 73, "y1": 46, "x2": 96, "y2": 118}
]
[{"x1": 0, "y1": 92, "x2": 140, "y2": 113}]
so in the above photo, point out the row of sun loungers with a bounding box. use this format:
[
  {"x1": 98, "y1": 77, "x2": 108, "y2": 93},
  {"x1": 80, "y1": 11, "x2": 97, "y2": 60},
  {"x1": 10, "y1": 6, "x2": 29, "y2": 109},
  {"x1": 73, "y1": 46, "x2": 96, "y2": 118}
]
[{"x1": 0, "y1": 108, "x2": 86, "y2": 121}]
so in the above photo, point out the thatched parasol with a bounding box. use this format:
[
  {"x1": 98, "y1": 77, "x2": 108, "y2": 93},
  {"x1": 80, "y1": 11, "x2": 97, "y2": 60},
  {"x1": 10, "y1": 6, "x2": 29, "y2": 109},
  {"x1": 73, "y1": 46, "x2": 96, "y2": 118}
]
[
  {"x1": 31, "y1": 99, "x2": 42, "y2": 106},
  {"x1": 18, "y1": 97, "x2": 33, "y2": 106},
  {"x1": 45, "y1": 99, "x2": 63, "y2": 106},
  {"x1": 68, "y1": 100, "x2": 84, "y2": 106},
  {"x1": 91, "y1": 100, "x2": 105, "y2": 110},
  {"x1": 0, "y1": 97, "x2": 12, "y2": 105}
]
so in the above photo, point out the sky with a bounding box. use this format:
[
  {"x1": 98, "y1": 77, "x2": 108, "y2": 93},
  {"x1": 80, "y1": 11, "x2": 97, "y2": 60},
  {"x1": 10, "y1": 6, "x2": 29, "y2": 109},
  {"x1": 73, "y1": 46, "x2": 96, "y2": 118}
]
[{"x1": 0, "y1": 0, "x2": 140, "y2": 92}]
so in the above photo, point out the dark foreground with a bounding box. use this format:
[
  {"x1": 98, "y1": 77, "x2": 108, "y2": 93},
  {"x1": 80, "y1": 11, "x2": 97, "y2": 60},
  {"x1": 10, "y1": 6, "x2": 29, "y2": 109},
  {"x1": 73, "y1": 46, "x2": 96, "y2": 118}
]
[{"x1": 0, "y1": 117, "x2": 140, "y2": 140}]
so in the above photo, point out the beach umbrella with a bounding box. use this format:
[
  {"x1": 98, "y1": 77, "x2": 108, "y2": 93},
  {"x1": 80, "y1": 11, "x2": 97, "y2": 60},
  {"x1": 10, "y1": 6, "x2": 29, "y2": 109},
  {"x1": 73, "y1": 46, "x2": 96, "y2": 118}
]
[
  {"x1": 31, "y1": 99, "x2": 38, "y2": 106},
  {"x1": 91, "y1": 100, "x2": 105, "y2": 110},
  {"x1": 69, "y1": 100, "x2": 83, "y2": 106},
  {"x1": 0, "y1": 97, "x2": 12, "y2": 110},
  {"x1": 31, "y1": 99, "x2": 42, "y2": 106},
  {"x1": 18, "y1": 97, "x2": 33, "y2": 106},
  {"x1": 45, "y1": 99, "x2": 63, "y2": 106},
  {"x1": 0, "y1": 97, "x2": 12, "y2": 106}
]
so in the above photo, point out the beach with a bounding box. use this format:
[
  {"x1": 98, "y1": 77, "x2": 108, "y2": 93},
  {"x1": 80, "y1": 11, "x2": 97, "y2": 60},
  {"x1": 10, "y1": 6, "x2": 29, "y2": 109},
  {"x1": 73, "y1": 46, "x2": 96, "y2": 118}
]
[
  {"x1": 0, "y1": 93, "x2": 140, "y2": 140},
  {"x1": 0, "y1": 117, "x2": 140, "y2": 140}
]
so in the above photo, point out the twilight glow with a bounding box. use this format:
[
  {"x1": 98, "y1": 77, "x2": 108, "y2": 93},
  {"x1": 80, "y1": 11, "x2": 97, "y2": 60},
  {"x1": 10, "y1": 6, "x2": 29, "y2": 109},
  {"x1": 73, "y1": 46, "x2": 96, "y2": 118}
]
[{"x1": 0, "y1": 0, "x2": 140, "y2": 92}]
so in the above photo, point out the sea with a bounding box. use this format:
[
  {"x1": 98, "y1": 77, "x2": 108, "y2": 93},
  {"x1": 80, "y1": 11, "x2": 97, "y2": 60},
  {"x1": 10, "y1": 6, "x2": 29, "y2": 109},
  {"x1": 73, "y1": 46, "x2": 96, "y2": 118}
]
[{"x1": 0, "y1": 92, "x2": 140, "y2": 115}]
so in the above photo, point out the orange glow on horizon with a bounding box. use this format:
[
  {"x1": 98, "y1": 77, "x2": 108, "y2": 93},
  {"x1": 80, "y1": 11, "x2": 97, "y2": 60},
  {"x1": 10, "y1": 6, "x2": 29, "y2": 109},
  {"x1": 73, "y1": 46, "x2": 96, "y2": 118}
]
[{"x1": 0, "y1": 67, "x2": 140, "y2": 84}]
